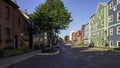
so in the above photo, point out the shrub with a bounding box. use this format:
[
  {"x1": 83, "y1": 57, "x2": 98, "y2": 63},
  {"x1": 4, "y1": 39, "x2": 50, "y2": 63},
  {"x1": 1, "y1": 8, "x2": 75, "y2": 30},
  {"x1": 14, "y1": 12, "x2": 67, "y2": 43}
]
[
  {"x1": 34, "y1": 45, "x2": 42, "y2": 50},
  {"x1": 0, "y1": 49, "x2": 4, "y2": 58}
]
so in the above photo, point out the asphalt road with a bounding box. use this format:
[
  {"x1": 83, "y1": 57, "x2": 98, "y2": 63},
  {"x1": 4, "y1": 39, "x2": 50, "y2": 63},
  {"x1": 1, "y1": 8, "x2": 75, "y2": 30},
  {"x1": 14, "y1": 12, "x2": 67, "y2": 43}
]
[{"x1": 8, "y1": 44, "x2": 120, "y2": 68}]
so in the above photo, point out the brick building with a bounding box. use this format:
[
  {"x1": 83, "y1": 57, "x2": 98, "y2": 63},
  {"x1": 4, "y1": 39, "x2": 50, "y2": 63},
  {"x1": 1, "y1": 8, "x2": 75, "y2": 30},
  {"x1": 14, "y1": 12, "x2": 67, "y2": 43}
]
[
  {"x1": 0, "y1": 0, "x2": 31, "y2": 49},
  {"x1": 80, "y1": 25, "x2": 85, "y2": 44}
]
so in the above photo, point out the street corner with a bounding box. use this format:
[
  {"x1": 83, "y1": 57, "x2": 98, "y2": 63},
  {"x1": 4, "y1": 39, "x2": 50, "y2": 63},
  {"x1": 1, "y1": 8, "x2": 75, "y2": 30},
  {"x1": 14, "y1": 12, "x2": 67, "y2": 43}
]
[{"x1": 36, "y1": 50, "x2": 60, "y2": 56}]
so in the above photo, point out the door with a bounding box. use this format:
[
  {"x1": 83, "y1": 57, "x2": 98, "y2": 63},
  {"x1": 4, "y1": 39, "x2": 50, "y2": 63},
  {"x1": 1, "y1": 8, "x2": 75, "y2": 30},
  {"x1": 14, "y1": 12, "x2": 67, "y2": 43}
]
[{"x1": 14, "y1": 35, "x2": 18, "y2": 49}]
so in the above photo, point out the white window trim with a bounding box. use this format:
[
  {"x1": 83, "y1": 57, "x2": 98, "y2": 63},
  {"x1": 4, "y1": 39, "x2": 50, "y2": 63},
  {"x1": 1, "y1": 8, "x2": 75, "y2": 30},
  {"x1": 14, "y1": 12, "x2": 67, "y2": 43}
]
[
  {"x1": 109, "y1": 15, "x2": 113, "y2": 23},
  {"x1": 113, "y1": 5, "x2": 117, "y2": 11},
  {"x1": 110, "y1": 28, "x2": 113, "y2": 35},
  {"x1": 117, "y1": 26, "x2": 120, "y2": 34},
  {"x1": 117, "y1": 0, "x2": 120, "y2": 5},
  {"x1": 109, "y1": 2, "x2": 113, "y2": 9},
  {"x1": 109, "y1": 41, "x2": 113, "y2": 46},
  {"x1": 117, "y1": 11, "x2": 120, "y2": 22},
  {"x1": 117, "y1": 41, "x2": 120, "y2": 47}
]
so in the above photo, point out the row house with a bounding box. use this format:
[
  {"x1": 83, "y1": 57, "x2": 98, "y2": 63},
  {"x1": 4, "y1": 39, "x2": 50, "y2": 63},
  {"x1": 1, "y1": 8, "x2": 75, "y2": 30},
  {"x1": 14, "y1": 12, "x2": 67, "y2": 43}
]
[
  {"x1": 71, "y1": 31, "x2": 81, "y2": 45},
  {"x1": 108, "y1": 0, "x2": 120, "y2": 47},
  {"x1": 89, "y1": 2, "x2": 108, "y2": 47},
  {"x1": 80, "y1": 25, "x2": 85, "y2": 44},
  {"x1": 0, "y1": 0, "x2": 31, "y2": 49},
  {"x1": 84, "y1": 23, "x2": 90, "y2": 45}
]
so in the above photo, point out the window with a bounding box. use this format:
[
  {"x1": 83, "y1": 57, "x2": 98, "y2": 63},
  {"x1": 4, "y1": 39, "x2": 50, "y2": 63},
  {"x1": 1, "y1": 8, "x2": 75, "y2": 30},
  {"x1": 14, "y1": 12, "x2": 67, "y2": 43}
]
[
  {"x1": 113, "y1": 5, "x2": 117, "y2": 11},
  {"x1": 99, "y1": 16, "x2": 101, "y2": 20},
  {"x1": 117, "y1": 26, "x2": 120, "y2": 34},
  {"x1": 110, "y1": 41, "x2": 113, "y2": 46},
  {"x1": 117, "y1": 0, "x2": 120, "y2": 4},
  {"x1": 5, "y1": 28, "x2": 10, "y2": 40},
  {"x1": 0, "y1": 4, "x2": 1, "y2": 17},
  {"x1": 117, "y1": 41, "x2": 120, "y2": 47},
  {"x1": 117, "y1": 11, "x2": 120, "y2": 21},
  {"x1": 0, "y1": 26, "x2": 1, "y2": 39},
  {"x1": 102, "y1": 20, "x2": 104, "y2": 25},
  {"x1": 110, "y1": 28, "x2": 113, "y2": 35},
  {"x1": 6, "y1": 6, "x2": 10, "y2": 19},
  {"x1": 109, "y1": 2, "x2": 113, "y2": 9},
  {"x1": 101, "y1": 9, "x2": 103, "y2": 15},
  {"x1": 109, "y1": 15, "x2": 113, "y2": 23},
  {"x1": 18, "y1": 17, "x2": 20, "y2": 29}
]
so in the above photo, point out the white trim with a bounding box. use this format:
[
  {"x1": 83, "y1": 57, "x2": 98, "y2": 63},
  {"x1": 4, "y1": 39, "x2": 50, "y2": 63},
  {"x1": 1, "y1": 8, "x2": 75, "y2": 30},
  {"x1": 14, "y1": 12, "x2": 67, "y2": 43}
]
[
  {"x1": 109, "y1": 2, "x2": 113, "y2": 10},
  {"x1": 117, "y1": 26, "x2": 120, "y2": 34},
  {"x1": 108, "y1": 15, "x2": 113, "y2": 23},
  {"x1": 113, "y1": 5, "x2": 117, "y2": 11},
  {"x1": 110, "y1": 28, "x2": 113, "y2": 35},
  {"x1": 117, "y1": 41, "x2": 120, "y2": 47},
  {"x1": 91, "y1": 27, "x2": 108, "y2": 33},
  {"x1": 109, "y1": 41, "x2": 113, "y2": 46},
  {"x1": 117, "y1": 0, "x2": 120, "y2": 5},
  {"x1": 108, "y1": 22, "x2": 120, "y2": 28},
  {"x1": 117, "y1": 11, "x2": 120, "y2": 22}
]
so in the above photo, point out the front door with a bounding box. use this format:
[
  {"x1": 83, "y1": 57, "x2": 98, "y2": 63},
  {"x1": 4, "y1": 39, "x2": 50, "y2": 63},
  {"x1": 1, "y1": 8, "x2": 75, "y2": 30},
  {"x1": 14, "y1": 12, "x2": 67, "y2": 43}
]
[{"x1": 14, "y1": 35, "x2": 18, "y2": 49}]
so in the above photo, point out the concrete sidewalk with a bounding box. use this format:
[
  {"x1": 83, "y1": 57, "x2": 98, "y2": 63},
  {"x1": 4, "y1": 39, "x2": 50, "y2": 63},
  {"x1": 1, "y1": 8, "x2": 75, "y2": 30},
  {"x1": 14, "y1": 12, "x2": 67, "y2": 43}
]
[
  {"x1": 89, "y1": 47, "x2": 120, "y2": 52},
  {"x1": 0, "y1": 50, "x2": 41, "y2": 68}
]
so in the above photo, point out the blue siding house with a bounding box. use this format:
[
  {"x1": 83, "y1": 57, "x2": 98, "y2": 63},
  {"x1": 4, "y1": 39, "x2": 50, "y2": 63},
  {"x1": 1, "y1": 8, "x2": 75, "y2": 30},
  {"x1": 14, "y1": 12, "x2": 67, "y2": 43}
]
[{"x1": 108, "y1": 0, "x2": 120, "y2": 47}]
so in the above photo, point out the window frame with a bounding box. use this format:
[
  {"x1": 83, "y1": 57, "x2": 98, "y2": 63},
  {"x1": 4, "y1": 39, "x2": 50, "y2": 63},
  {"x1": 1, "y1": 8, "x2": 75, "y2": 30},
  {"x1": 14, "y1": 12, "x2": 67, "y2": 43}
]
[
  {"x1": 110, "y1": 41, "x2": 113, "y2": 46},
  {"x1": 117, "y1": 11, "x2": 120, "y2": 22},
  {"x1": 109, "y1": 15, "x2": 113, "y2": 23},
  {"x1": 113, "y1": 5, "x2": 117, "y2": 11},
  {"x1": 117, "y1": 26, "x2": 120, "y2": 34},
  {"x1": 109, "y1": 2, "x2": 113, "y2": 9},
  {"x1": 117, "y1": 41, "x2": 120, "y2": 47},
  {"x1": 5, "y1": 28, "x2": 11, "y2": 40},
  {"x1": 0, "y1": 4, "x2": 1, "y2": 17},
  {"x1": 5, "y1": 6, "x2": 10, "y2": 19},
  {"x1": 110, "y1": 28, "x2": 113, "y2": 35},
  {"x1": 117, "y1": 0, "x2": 120, "y2": 4}
]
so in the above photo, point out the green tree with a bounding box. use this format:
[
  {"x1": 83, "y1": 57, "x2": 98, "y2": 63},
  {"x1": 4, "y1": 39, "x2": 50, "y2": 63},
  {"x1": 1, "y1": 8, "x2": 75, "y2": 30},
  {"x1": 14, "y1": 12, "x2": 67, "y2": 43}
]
[
  {"x1": 30, "y1": 0, "x2": 72, "y2": 51},
  {"x1": 64, "y1": 35, "x2": 69, "y2": 43}
]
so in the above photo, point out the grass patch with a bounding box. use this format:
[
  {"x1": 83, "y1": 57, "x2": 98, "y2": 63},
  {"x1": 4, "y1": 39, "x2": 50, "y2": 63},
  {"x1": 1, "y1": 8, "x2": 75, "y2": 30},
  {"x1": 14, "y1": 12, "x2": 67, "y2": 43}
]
[{"x1": 94, "y1": 46, "x2": 120, "y2": 51}]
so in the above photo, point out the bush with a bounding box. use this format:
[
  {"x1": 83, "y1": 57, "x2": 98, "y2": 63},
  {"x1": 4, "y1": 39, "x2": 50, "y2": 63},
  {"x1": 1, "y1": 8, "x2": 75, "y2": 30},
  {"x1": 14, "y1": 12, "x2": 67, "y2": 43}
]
[
  {"x1": 0, "y1": 47, "x2": 33, "y2": 58},
  {"x1": 34, "y1": 45, "x2": 42, "y2": 50},
  {"x1": 20, "y1": 48, "x2": 32, "y2": 53},
  {"x1": 0, "y1": 49, "x2": 4, "y2": 58}
]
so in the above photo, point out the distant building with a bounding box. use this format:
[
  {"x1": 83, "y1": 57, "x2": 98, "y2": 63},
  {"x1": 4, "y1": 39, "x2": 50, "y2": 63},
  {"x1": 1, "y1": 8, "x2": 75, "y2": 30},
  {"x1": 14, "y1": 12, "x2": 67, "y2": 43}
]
[
  {"x1": 84, "y1": 23, "x2": 90, "y2": 45},
  {"x1": 70, "y1": 31, "x2": 76, "y2": 41},
  {"x1": 80, "y1": 25, "x2": 85, "y2": 44}
]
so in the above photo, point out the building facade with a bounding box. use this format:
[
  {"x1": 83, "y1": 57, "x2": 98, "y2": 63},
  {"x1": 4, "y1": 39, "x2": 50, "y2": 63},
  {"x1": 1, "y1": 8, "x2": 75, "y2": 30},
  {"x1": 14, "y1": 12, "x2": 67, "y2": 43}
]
[
  {"x1": 84, "y1": 23, "x2": 89, "y2": 44},
  {"x1": 108, "y1": 0, "x2": 120, "y2": 47},
  {"x1": 80, "y1": 25, "x2": 85, "y2": 44},
  {"x1": 0, "y1": 0, "x2": 31, "y2": 49},
  {"x1": 90, "y1": 2, "x2": 108, "y2": 47}
]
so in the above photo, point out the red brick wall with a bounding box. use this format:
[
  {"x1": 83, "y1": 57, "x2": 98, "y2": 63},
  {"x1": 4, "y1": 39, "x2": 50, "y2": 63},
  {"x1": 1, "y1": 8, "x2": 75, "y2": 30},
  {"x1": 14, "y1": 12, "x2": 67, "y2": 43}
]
[{"x1": 0, "y1": 0, "x2": 30, "y2": 49}]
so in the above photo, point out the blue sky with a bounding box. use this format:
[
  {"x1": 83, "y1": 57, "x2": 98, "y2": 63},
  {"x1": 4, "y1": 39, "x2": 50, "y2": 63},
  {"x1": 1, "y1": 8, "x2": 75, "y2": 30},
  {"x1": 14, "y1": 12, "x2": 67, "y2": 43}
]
[{"x1": 16, "y1": 0, "x2": 109, "y2": 38}]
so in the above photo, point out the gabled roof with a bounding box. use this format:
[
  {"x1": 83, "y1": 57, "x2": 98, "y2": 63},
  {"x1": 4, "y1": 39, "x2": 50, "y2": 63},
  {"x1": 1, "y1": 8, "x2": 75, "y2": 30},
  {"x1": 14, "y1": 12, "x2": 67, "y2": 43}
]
[
  {"x1": 22, "y1": 12, "x2": 33, "y2": 25},
  {"x1": 99, "y1": 2, "x2": 107, "y2": 6},
  {"x1": 3, "y1": 0, "x2": 19, "y2": 8}
]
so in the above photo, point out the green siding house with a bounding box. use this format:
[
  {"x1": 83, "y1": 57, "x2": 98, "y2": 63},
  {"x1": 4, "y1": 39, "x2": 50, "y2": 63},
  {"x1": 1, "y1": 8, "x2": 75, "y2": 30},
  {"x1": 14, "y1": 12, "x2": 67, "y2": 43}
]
[{"x1": 89, "y1": 2, "x2": 108, "y2": 47}]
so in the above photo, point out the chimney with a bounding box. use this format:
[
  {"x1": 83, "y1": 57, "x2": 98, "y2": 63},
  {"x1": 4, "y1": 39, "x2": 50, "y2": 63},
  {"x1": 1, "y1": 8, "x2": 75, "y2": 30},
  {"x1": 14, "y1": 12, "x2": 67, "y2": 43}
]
[
  {"x1": 23, "y1": 9, "x2": 27, "y2": 15},
  {"x1": 13, "y1": 0, "x2": 17, "y2": 4}
]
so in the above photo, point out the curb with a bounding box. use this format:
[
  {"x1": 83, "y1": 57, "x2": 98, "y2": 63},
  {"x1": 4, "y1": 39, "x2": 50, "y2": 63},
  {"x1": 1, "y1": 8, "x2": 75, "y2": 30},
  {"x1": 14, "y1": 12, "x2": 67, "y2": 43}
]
[
  {"x1": 1, "y1": 55, "x2": 34, "y2": 68},
  {"x1": 0, "y1": 50, "x2": 41, "y2": 68},
  {"x1": 36, "y1": 50, "x2": 60, "y2": 55}
]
